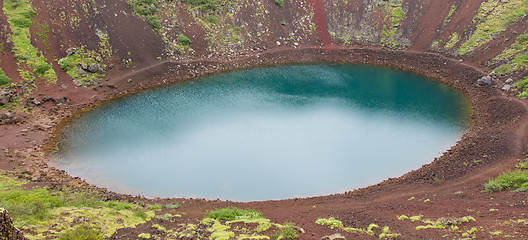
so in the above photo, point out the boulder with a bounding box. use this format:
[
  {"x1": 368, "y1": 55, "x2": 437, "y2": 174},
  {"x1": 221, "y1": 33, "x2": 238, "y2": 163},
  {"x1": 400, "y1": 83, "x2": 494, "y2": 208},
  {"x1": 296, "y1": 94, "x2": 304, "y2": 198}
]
[
  {"x1": 87, "y1": 64, "x2": 105, "y2": 74},
  {"x1": 321, "y1": 233, "x2": 346, "y2": 240},
  {"x1": 0, "y1": 91, "x2": 14, "y2": 106},
  {"x1": 0, "y1": 208, "x2": 28, "y2": 239},
  {"x1": 66, "y1": 47, "x2": 77, "y2": 56},
  {"x1": 505, "y1": 78, "x2": 514, "y2": 84},
  {"x1": 53, "y1": 96, "x2": 66, "y2": 104},
  {"x1": 476, "y1": 75, "x2": 493, "y2": 86},
  {"x1": 76, "y1": 67, "x2": 88, "y2": 76},
  {"x1": 502, "y1": 85, "x2": 512, "y2": 91}
]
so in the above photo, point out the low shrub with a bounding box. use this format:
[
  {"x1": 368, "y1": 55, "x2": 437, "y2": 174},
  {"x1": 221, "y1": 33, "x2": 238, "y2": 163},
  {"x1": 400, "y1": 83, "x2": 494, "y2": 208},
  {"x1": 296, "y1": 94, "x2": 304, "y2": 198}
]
[
  {"x1": 207, "y1": 16, "x2": 218, "y2": 24},
  {"x1": 0, "y1": 69, "x2": 11, "y2": 85},
  {"x1": 271, "y1": 222, "x2": 298, "y2": 239},
  {"x1": 483, "y1": 169, "x2": 528, "y2": 192},
  {"x1": 146, "y1": 15, "x2": 161, "y2": 30},
  {"x1": 34, "y1": 62, "x2": 52, "y2": 75},
  {"x1": 275, "y1": 0, "x2": 284, "y2": 7},
  {"x1": 315, "y1": 217, "x2": 343, "y2": 229},
  {"x1": 177, "y1": 34, "x2": 192, "y2": 46},
  {"x1": 206, "y1": 207, "x2": 262, "y2": 221},
  {"x1": 58, "y1": 223, "x2": 103, "y2": 240},
  {"x1": 515, "y1": 76, "x2": 528, "y2": 99},
  {"x1": 186, "y1": 0, "x2": 219, "y2": 13}
]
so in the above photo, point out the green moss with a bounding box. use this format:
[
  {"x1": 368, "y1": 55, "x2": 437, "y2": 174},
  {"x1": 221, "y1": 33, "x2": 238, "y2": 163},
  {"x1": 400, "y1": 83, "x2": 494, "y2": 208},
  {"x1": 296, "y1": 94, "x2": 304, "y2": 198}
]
[
  {"x1": 206, "y1": 207, "x2": 262, "y2": 221},
  {"x1": 185, "y1": 0, "x2": 223, "y2": 14},
  {"x1": 147, "y1": 204, "x2": 162, "y2": 210},
  {"x1": 380, "y1": 1, "x2": 404, "y2": 44},
  {"x1": 315, "y1": 217, "x2": 343, "y2": 229},
  {"x1": 271, "y1": 222, "x2": 298, "y2": 240},
  {"x1": 138, "y1": 233, "x2": 151, "y2": 239},
  {"x1": 58, "y1": 223, "x2": 103, "y2": 240},
  {"x1": 483, "y1": 169, "x2": 528, "y2": 192},
  {"x1": 177, "y1": 34, "x2": 192, "y2": 46},
  {"x1": 317, "y1": 217, "x2": 398, "y2": 238},
  {"x1": 57, "y1": 47, "x2": 106, "y2": 86},
  {"x1": 274, "y1": 0, "x2": 284, "y2": 7},
  {"x1": 0, "y1": 172, "x2": 153, "y2": 239},
  {"x1": 458, "y1": 0, "x2": 528, "y2": 55},
  {"x1": 444, "y1": 32, "x2": 459, "y2": 49},
  {"x1": 0, "y1": 68, "x2": 11, "y2": 85},
  {"x1": 3, "y1": 0, "x2": 57, "y2": 83},
  {"x1": 127, "y1": 0, "x2": 161, "y2": 31}
]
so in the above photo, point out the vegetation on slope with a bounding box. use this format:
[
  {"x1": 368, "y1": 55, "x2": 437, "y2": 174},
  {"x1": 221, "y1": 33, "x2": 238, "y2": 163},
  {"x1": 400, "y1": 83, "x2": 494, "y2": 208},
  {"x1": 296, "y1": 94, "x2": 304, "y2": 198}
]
[
  {"x1": 2, "y1": 0, "x2": 57, "y2": 83},
  {"x1": 494, "y1": 34, "x2": 528, "y2": 74},
  {"x1": 0, "y1": 68, "x2": 11, "y2": 85},
  {"x1": 0, "y1": 172, "x2": 154, "y2": 239},
  {"x1": 380, "y1": 0, "x2": 404, "y2": 46},
  {"x1": 458, "y1": 0, "x2": 528, "y2": 55},
  {"x1": 127, "y1": 0, "x2": 162, "y2": 31},
  {"x1": 483, "y1": 159, "x2": 528, "y2": 192}
]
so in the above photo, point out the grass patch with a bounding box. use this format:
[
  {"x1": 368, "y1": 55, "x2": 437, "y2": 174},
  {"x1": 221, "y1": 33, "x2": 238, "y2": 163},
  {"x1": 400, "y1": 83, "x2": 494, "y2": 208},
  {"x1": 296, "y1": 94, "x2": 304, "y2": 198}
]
[
  {"x1": 185, "y1": 0, "x2": 224, "y2": 14},
  {"x1": 459, "y1": 0, "x2": 528, "y2": 55},
  {"x1": 0, "y1": 68, "x2": 11, "y2": 85},
  {"x1": 57, "y1": 47, "x2": 106, "y2": 86},
  {"x1": 271, "y1": 222, "x2": 298, "y2": 240},
  {"x1": 165, "y1": 203, "x2": 180, "y2": 209},
  {"x1": 315, "y1": 217, "x2": 343, "y2": 229},
  {"x1": 127, "y1": 0, "x2": 161, "y2": 31},
  {"x1": 274, "y1": 0, "x2": 284, "y2": 7},
  {"x1": 494, "y1": 34, "x2": 528, "y2": 73},
  {"x1": 0, "y1": 172, "x2": 154, "y2": 238},
  {"x1": 515, "y1": 76, "x2": 528, "y2": 99},
  {"x1": 206, "y1": 207, "x2": 262, "y2": 221},
  {"x1": 317, "y1": 217, "x2": 399, "y2": 238},
  {"x1": 177, "y1": 34, "x2": 192, "y2": 46},
  {"x1": 3, "y1": 0, "x2": 57, "y2": 83},
  {"x1": 380, "y1": 2, "x2": 404, "y2": 44},
  {"x1": 483, "y1": 169, "x2": 528, "y2": 192},
  {"x1": 58, "y1": 223, "x2": 103, "y2": 240}
]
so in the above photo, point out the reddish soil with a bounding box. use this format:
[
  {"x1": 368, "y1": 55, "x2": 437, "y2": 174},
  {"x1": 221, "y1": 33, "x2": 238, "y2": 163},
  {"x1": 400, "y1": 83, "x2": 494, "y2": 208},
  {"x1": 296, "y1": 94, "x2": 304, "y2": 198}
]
[{"x1": 1, "y1": 0, "x2": 528, "y2": 239}]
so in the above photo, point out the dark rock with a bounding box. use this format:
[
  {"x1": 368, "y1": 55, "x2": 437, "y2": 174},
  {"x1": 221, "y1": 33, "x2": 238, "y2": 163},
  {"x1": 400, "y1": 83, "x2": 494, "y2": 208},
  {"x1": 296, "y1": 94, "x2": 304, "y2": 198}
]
[
  {"x1": 0, "y1": 208, "x2": 28, "y2": 239},
  {"x1": 477, "y1": 75, "x2": 493, "y2": 86},
  {"x1": 87, "y1": 63, "x2": 105, "y2": 74},
  {"x1": 76, "y1": 67, "x2": 88, "y2": 76},
  {"x1": 321, "y1": 233, "x2": 345, "y2": 240},
  {"x1": 66, "y1": 47, "x2": 77, "y2": 56},
  {"x1": 53, "y1": 97, "x2": 66, "y2": 104},
  {"x1": 42, "y1": 96, "x2": 53, "y2": 102},
  {"x1": 31, "y1": 98, "x2": 41, "y2": 106},
  {"x1": 0, "y1": 91, "x2": 12, "y2": 106}
]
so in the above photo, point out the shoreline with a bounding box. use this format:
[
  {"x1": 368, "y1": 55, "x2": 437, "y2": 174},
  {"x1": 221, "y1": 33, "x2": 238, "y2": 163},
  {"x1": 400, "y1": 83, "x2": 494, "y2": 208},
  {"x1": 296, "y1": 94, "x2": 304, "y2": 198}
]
[
  {"x1": 36, "y1": 46, "x2": 521, "y2": 201},
  {"x1": 3, "y1": 46, "x2": 528, "y2": 238}
]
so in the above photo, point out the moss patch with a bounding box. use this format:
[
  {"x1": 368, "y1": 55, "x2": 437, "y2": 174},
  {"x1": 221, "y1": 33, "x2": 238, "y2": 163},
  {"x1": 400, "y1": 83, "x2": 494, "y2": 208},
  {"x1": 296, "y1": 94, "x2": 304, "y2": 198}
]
[
  {"x1": 483, "y1": 168, "x2": 528, "y2": 192},
  {"x1": 459, "y1": 0, "x2": 528, "y2": 55},
  {"x1": 316, "y1": 217, "x2": 399, "y2": 238},
  {"x1": 0, "y1": 172, "x2": 154, "y2": 239},
  {"x1": 2, "y1": 0, "x2": 57, "y2": 83}
]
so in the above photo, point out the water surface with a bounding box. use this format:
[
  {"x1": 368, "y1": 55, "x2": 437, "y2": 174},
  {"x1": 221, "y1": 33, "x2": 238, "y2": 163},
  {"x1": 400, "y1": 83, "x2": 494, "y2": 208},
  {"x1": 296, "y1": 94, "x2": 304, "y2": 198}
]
[{"x1": 53, "y1": 64, "x2": 470, "y2": 201}]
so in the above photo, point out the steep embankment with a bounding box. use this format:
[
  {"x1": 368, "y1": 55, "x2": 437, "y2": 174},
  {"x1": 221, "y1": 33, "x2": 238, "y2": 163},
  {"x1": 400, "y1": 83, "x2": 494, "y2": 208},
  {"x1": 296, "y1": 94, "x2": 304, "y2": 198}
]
[{"x1": 1, "y1": 0, "x2": 528, "y2": 239}]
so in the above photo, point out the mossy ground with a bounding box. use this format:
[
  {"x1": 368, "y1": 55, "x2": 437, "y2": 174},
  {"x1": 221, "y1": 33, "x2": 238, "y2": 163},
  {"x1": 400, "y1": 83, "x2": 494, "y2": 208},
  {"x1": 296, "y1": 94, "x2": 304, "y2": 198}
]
[
  {"x1": 2, "y1": 0, "x2": 57, "y2": 83},
  {"x1": 0, "y1": 171, "x2": 154, "y2": 239}
]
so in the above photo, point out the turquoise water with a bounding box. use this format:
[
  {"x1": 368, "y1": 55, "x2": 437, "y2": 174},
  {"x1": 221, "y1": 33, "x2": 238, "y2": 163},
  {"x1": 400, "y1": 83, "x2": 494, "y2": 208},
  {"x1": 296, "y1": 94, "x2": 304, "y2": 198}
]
[{"x1": 52, "y1": 64, "x2": 470, "y2": 201}]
